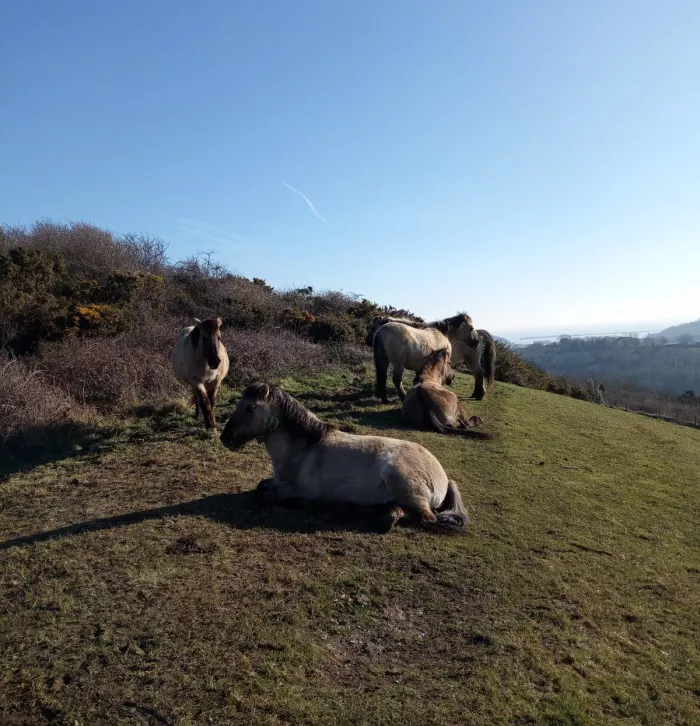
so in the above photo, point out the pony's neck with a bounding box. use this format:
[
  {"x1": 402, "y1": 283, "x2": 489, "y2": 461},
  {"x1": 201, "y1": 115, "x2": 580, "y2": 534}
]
[
  {"x1": 418, "y1": 367, "x2": 443, "y2": 384},
  {"x1": 264, "y1": 429, "x2": 300, "y2": 476}
]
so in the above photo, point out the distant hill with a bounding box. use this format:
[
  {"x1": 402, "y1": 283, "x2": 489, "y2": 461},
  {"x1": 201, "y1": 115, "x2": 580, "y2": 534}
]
[
  {"x1": 521, "y1": 335, "x2": 700, "y2": 394},
  {"x1": 656, "y1": 318, "x2": 700, "y2": 342}
]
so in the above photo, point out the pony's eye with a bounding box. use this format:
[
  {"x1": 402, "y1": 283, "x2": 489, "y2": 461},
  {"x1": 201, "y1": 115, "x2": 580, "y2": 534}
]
[{"x1": 245, "y1": 404, "x2": 256, "y2": 413}]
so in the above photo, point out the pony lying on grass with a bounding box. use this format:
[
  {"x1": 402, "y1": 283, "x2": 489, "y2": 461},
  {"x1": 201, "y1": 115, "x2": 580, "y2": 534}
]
[
  {"x1": 402, "y1": 349, "x2": 495, "y2": 439},
  {"x1": 368, "y1": 313, "x2": 496, "y2": 402},
  {"x1": 220, "y1": 382, "x2": 470, "y2": 533},
  {"x1": 172, "y1": 317, "x2": 229, "y2": 430}
]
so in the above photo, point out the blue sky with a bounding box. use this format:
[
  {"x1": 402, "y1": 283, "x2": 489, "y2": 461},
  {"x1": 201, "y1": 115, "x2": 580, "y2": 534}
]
[{"x1": 1, "y1": 0, "x2": 699, "y2": 337}]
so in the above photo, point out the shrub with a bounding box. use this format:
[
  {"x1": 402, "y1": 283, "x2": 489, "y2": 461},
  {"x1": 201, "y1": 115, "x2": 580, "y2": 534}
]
[
  {"x1": 222, "y1": 329, "x2": 367, "y2": 386},
  {"x1": 0, "y1": 221, "x2": 167, "y2": 279},
  {"x1": 38, "y1": 324, "x2": 180, "y2": 411},
  {"x1": 0, "y1": 355, "x2": 83, "y2": 445}
]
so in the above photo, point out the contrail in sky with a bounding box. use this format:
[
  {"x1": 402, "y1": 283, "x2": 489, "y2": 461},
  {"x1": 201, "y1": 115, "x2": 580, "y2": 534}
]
[{"x1": 282, "y1": 181, "x2": 327, "y2": 223}]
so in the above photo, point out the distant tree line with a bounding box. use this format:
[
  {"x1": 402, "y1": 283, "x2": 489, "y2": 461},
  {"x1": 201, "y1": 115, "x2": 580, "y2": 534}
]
[{"x1": 521, "y1": 335, "x2": 700, "y2": 396}]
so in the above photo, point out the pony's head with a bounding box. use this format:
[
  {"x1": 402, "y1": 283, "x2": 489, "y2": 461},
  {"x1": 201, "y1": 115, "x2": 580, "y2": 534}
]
[
  {"x1": 414, "y1": 348, "x2": 454, "y2": 386},
  {"x1": 446, "y1": 313, "x2": 480, "y2": 349},
  {"x1": 220, "y1": 382, "x2": 275, "y2": 451},
  {"x1": 190, "y1": 317, "x2": 223, "y2": 369},
  {"x1": 220, "y1": 383, "x2": 335, "y2": 452}
]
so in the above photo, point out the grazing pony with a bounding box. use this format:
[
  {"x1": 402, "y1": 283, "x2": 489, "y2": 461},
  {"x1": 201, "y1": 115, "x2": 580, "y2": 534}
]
[
  {"x1": 172, "y1": 317, "x2": 229, "y2": 429},
  {"x1": 402, "y1": 349, "x2": 494, "y2": 439},
  {"x1": 220, "y1": 383, "x2": 470, "y2": 533},
  {"x1": 368, "y1": 314, "x2": 496, "y2": 401}
]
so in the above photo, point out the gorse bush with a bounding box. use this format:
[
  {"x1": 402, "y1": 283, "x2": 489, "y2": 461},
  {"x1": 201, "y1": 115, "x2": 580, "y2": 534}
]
[{"x1": 0, "y1": 243, "x2": 165, "y2": 353}]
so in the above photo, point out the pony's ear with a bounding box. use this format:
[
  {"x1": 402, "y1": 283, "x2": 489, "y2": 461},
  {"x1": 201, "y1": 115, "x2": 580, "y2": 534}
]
[
  {"x1": 193, "y1": 317, "x2": 202, "y2": 324},
  {"x1": 190, "y1": 326, "x2": 200, "y2": 348},
  {"x1": 215, "y1": 317, "x2": 223, "y2": 329},
  {"x1": 262, "y1": 384, "x2": 273, "y2": 402}
]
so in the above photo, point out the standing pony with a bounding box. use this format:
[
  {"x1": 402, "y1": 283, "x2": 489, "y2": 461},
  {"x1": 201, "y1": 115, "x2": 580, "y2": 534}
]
[
  {"x1": 368, "y1": 314, "x2": 496, "y2": 401},
  {"x1": 402, "y1": 348, "x2": 494, "y2": 439},
  {"x1": 220, "y1": 382, "x2": 470, "y2": 533},
  {"x1": 172, "y1": 317, "x2": 229, "y2": 429}
]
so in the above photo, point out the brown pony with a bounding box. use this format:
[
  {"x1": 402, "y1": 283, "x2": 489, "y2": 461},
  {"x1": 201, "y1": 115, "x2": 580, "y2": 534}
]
[
  {"x1": 171, "y1": 317, "x2": 230, "y2": 429},
  {"x1": 220, "y1": 383, "x2": 470, "y2": 533},
  {"x1": 368, "y1": 314, "x2": 496, "y2": 401},
  {"x1": 402, "y1": 348, "x2": 494, "y2": 439}
]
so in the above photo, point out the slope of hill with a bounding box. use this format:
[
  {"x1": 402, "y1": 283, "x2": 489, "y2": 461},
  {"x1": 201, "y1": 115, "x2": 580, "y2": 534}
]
[
  {"x1": 2, "y1": 373, "x2": 698, "y2": 725},
  {"x1": 657, "y1": 318, "x2": 700, "y2": 342}
]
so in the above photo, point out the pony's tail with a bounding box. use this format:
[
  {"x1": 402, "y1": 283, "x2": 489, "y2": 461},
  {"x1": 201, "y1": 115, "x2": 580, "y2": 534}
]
[
  {"x1": 478, "y1": 329, "x2": 496, "y2": 388},
  {"x1": 373, "y1": 331, "x2": 390, "y2": 401},
  {"x1": 435, "y1": 480, "x2": 470, "y2": 532},
  {"x1": 428, "y1": 412, "x2": 494, "y2": 439}
]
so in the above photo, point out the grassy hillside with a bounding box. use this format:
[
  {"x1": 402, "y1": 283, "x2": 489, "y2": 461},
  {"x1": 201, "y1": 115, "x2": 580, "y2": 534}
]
[{"x1": 2, "y1": 373, "x2": 698, "y2": 725}]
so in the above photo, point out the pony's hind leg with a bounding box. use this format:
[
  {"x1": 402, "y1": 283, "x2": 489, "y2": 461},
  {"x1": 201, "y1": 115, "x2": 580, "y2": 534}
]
[
  {"x1": 373, "y1": 339, "x2": 390, "y2": 402},
  {"x1": 392, "y1": 362, "x2": 407, "y2": 401},
  {"x1": 192, "y1": 390, "x2": 200, "y2": 419},
  {"x1": 380, "y1": 504, "x2": 406, "y2": 532},
  {"x1": 409, "y1": 500, "x2": 440, "y2": 531}
]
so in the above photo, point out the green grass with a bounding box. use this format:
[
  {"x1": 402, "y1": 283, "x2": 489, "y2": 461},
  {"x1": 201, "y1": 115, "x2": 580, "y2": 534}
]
[{"x1": 1, "y1": 373, "x2": 699, "y2": 725}]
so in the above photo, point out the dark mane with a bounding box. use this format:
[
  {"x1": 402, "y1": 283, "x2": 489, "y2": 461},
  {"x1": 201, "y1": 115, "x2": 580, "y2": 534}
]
[
  {"x1": 426, "y1": 312, "x2": 472, "y2": 333},
  {"x1": 238, "y1": 384, "x2": 334, "y2": 443},
  {"x1": 276, "y1": 388, "x2": 336, "y2": 442},
  {"x1": 373, "y1": 312, "x2": 472, "y2": 333}
]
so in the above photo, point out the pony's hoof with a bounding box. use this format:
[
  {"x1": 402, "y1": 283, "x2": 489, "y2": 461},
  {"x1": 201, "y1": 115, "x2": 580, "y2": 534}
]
[
  {"x1": 256, "y1": 478, "x2": 279, "y2": 503},
  {"x1": 256, "y1": 478, "x2": 274, "y2": 492}
]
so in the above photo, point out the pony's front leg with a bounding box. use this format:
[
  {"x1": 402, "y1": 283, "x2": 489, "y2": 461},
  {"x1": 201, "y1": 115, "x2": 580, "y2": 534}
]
[
  {"x1": 207, "y1": 380, "x2": 222, "y2": 424},
  {"x1": 195, "y1": 383, "x2": 216, "y2": 429},
  {"x1": 256, "y1": 476, "x2": 299, "y2": 504}
]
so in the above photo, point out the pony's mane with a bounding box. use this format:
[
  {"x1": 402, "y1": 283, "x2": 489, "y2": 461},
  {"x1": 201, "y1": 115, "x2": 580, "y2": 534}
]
[
  {"x1": 244, "y1": 383, "x2": 336, "y2": 443},
  {"x1": 370, "y1": 315, "x2": 418, "y2": 328},
  {"x1": 414, "y1": 348, "x2": 451, "y2": 384},
  {"x1": 376, "y1": 312, "x2": 472, "y2": 333},
  {"x1": 276, "y1": 388, "x2": 337, "y2": 442},
  {"x1": 427, "y1": 312, "x2": 473, "y2": 333}
]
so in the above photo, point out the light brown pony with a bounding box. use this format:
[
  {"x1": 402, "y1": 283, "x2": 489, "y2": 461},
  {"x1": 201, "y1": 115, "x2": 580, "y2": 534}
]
[
  {"x1": 402, "y1": 349, "x2": 494, "y2": 439},
  {"x1": 172, "y1": 317, "x2": 230, "y2": 429},
  {"x1": 220, "y1": 382, "x2": 470, "y2": 533},
  {"x1": 368, "y1": 314, "x2": 496, "y2": 401}
]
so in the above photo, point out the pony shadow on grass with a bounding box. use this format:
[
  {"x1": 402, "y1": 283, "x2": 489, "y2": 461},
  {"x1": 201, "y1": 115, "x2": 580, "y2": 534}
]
[
  {"x1": 0, "y1": 491, "x2": 403, "y2": 552},
  {"x1": 325, "y1": 403, "x2": 409, "y2": 432},
  {"x1": 0, "y1": 422, "x2": 116, "y2": 479},
  {"x1": 0, "y1": 412, "x2": 215, "y2": 479}
]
